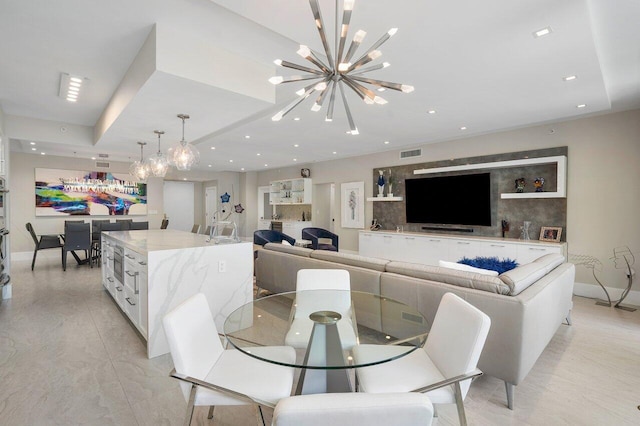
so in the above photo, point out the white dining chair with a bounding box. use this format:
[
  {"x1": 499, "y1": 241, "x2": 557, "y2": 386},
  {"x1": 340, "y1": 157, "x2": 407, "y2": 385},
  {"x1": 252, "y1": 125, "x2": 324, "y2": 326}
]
[
  {"x1": 272, "y1": 392, "x2": 434, "y2": 426},
  {"x1": 284, "y1": 269, "x2": 357, "y2": 350},
  {"x1": 352, "y1": 292, "x2": 491, "y2": 426},
  {"x1": 163, "y1": 293, "x2": 296, "y2": 426}
]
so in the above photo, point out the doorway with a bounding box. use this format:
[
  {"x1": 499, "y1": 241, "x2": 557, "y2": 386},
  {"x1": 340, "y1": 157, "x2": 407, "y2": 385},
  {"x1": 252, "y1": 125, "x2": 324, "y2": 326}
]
[
  {"x1": 257, "y1": 186, "x2": 272, "y2": 221},
  {"x1": 163, "y1": 181, "x2": 195, "y2": 232},
  {"x1": 312, "y1": 183, "x2": 335, "y2": 232},
  {"x1": 205, "y1": 186, "x2": 218, "y2": 230}
]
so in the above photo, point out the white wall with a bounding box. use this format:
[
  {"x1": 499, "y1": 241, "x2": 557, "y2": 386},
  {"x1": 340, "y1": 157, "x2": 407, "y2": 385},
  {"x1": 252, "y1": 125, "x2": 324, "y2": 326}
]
[{"x1": 256, "y1": 109, "x2": 640, "y2": 291}]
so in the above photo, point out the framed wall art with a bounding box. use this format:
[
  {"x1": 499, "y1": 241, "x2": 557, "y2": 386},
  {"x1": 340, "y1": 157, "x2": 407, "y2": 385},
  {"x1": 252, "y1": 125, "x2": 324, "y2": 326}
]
[
  {"x1": 35, "y1": 168, "x2": 147, "y2": 216},
  {"x1": 341, "y1": 181, "x2": 365, "y2": 229}
]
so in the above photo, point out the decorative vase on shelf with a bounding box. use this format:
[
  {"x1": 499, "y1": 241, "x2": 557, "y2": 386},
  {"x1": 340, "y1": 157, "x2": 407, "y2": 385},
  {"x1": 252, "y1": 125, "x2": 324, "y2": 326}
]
[
  {"x1": 377, "y1": 170, "x2": 385, "y2": 197},
  {"x1": 520, "y1": 221, "x2": 531, "y2": 240},
  {"x1": 387, "y1": 184, "x2": 393, "y2": 197}
]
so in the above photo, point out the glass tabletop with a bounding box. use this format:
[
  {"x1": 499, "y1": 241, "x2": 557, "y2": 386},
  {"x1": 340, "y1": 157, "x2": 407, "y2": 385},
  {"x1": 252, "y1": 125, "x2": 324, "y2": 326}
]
[{"x1": 223, "y1": 290, "x2": 430, "y2": 369}]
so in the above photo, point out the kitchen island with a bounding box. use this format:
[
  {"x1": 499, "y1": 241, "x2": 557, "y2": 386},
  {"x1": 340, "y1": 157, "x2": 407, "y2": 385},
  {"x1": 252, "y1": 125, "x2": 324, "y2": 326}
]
[{"x1": 101, "y1": 229, "x2": 253, "y2": 358}]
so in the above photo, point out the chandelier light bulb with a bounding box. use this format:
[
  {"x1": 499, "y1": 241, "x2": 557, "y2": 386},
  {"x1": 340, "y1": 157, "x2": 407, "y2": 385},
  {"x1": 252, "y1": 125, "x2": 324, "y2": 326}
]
[
  {"x1": 274, "y1": 59, "x2": 283, "y2": 66},
  {"x1": 368, "y1": 50, "x2": 382, "y2": 60},
  {"x1": 374, "y1": 96, "x2": 388, "y2": 105},
  {"x1": 353, "y1": 30, "x2": 367, "y2": 43},
  {"x1": 272, "y1": 111, "x2": 284, "y2": 121},
  {"x1": 311, "y1": 103, "x2": 322, "y2": 112},
  {"x1": 388, "y1": 28, "x2": 398, "y2": 37},
  {"x1": 338, "y1": 62, "x2": 351, "y2": 72},
  {"x1": 400, "y1": 84, "x2": 415, "y2": 93},
  {"x1": 344, "y1": 0, "x2": 355, "y2": 11},
  {"x1": 297, "y1": 45, "x2": 311, "y2": 58},
  {"x1": 314, "y1": 81, "x2": 327, "y2": 90},
  {"x1": 269, "y1": 76, "x2": 284, "y2": 85}
]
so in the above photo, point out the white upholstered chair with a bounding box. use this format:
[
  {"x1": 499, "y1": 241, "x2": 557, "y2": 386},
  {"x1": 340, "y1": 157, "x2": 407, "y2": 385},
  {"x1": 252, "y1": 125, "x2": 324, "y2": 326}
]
[
  {"x1": 163, "y1": 293, "x2": 296, "y2": 426},
  {"x1": 284, "y1": 269, "x2": 357, "y2": 350},
  {"x1": 352, "y1": 292, "x2": 491, "y2": 426},
  {"x1": 272, "y1": 392, "x2": 434, "y2": 426}
]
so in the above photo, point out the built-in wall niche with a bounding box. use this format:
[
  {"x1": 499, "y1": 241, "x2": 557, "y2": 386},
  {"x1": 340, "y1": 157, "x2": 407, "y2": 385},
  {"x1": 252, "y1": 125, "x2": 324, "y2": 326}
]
[{"x1": 371, "y1": 147, "x2": 568, "y2": 241}]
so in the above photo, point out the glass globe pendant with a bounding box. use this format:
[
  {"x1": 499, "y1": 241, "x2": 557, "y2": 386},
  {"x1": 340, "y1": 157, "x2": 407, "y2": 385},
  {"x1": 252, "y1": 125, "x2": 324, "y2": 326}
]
[
  {"x1": 129, "y1": 141, "x2": 150, "y2": 182},
  {"x1": 148, "y1": 130, "x2": 170, "y2": 177},
  {"x1": 168, "y1": 114, "x2": 199, "y2": 171}
]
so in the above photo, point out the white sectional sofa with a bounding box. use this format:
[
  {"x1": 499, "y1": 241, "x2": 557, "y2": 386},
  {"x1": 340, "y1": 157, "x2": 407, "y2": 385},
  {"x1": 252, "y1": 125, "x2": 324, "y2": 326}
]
[{"x1": 255, "y1": 243, "x2": 575, "y2": 409}]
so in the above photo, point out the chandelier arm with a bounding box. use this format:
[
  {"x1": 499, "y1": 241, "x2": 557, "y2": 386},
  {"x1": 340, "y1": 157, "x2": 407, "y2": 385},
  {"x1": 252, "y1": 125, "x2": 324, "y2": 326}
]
[
  {"x1": 275, "y1": 74, "x2": 326, "y2": 85},
  {"x1": 308, "y1": 51, "x2": 332, "y2": 74},
  {"x1": 277, "y1": 60, "x2": 324, "y2": 75},
  {"x1": 309, "y1": 0, "x2": 335, "y2": 68},
  {"x1": 345, "y1": 50, "x2": 380, "y2": 73},
  {"x1": 350, "y1": 75, "x2": 403, "y2": 91},
  {"x1": 336, "y1": 2, "x2": 354, "y2": 68},
  {"x1": 326, "y1": 80, "x2": 338, "y2": 121},
  {"x1": 338, "y1": 81, "x2": 358, "y2": 134},
  {"x1": 272, "y1": 87, "x2": 318, "y2": 121},
  {"x1": 350, "y1": 29, "x2": 395, "y2": 67},
  {"x1": 342, "y1": 33, "x2": 365, "y2": 65},
  {"x1": 349, "y1": 62, "x2": 386, "y2": 76},
  {"x1": 311, "y1": 80, "x2": 333, "y2": 111},
  {"x1": 342, "y1": 76, "x2": 373, "y2": 103}
]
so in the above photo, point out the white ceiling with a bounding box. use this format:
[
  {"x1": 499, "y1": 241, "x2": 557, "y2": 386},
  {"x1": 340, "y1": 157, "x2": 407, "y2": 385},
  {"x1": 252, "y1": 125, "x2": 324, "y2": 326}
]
[{"x1": 1, "y1": 0, "x2": 639, "y2": 172}]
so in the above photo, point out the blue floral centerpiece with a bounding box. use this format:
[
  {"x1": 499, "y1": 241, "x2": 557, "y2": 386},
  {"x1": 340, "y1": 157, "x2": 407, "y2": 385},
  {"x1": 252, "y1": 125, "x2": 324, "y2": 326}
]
[{"x1": 458, "y1": 256, "x2": 519, "y2": 274}]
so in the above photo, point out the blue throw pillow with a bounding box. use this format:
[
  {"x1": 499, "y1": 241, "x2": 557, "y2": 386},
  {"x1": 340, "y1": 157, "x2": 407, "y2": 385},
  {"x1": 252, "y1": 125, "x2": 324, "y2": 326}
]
[{"x1": 458, "y1": 256, "x2": 519, "y2": 275}]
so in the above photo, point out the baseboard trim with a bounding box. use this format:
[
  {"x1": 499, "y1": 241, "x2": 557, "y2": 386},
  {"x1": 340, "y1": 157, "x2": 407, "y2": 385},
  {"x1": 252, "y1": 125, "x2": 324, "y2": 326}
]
[{"x1": 573, "y1": 281, "x2": 640, "y2": 307}]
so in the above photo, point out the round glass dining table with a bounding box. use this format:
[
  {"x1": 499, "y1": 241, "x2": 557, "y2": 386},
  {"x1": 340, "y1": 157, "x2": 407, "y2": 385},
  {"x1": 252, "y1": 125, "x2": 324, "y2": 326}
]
[{"x1": 223, "y1": 290, "x2": 430, "y2": 394}]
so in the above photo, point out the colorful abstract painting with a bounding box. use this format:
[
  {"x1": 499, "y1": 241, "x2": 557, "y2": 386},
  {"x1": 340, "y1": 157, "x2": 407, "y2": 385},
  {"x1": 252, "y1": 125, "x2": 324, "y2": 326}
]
[{"x1": 35, "y1": 168, "x2": 147, "y2": 216}]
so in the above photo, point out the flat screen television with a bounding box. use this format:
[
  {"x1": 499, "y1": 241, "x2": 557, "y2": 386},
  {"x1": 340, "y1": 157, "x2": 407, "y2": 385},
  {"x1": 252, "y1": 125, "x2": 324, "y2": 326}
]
[{"x1": 405, "y1": 173, "x2": 492, "y2": 226}]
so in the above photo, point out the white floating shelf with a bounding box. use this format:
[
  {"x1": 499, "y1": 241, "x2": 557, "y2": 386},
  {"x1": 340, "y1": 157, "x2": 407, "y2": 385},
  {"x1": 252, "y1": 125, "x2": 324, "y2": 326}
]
[
  {"x1": 501, "y1": 192, "x2": 564, "y2": 199},
  {"x1": 367, "y1": 196, "x2": 404, "y2": 202}
]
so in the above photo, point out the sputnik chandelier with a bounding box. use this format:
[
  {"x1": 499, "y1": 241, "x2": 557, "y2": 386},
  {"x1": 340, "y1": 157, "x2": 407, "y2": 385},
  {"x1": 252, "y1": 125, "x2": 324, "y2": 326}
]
[{"x1": 269, "y1": 0, "x2": 413, "y2": 135}]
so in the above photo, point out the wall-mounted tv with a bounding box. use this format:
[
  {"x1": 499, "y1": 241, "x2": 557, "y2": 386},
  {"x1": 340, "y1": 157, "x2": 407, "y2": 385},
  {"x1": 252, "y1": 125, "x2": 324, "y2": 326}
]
[{"x1": 405, "y1": 173, "x2": 492, "y2": 226}]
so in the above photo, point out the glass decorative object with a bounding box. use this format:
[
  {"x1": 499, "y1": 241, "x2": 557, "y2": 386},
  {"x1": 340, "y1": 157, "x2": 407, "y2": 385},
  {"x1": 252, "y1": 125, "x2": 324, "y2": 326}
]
[
  {"x1": 148, "y1": 130, "x2": 170, "y2": 177},
  {"x1": 168, "y1": 114, "x2": 200, "y2": 171},
  {"x1": 209, "y1": 221, "x2": 239, "y2": 244},
  {"x1": 129, "y1": 141, "x2": 150, "y2": 182},
  {"x1": 520, "y1": 221, "x2": 531, "y2": 240}
]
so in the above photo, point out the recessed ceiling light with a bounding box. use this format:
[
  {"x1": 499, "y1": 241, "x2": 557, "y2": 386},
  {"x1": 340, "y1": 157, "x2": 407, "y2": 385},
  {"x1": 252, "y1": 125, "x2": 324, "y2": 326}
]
[
  {"x1": 294, "y1": 144, "x2": 299, "y2": 148},
  {"x1": 563, "y1": 75, "x2": 577, "y2": 81},
  {"x1": 332, "y1": 151, "x2": 337, "y2": 154},
  {"x1": 241, "y1": 167, "x2": 245, "y2": 171},
  {"x1": 183, "y1": 178, "x2": 187, "y2": 181},
  {"x1": 30, "y1": 142, "x2": 36, "y2": 145},
  {"x1": 460, "y1": 126, "x2": 467, "y2": 130},
  {"x1": 427, "y1": 110, "x2": 437, "y2": 114},
  {"x1": 264, "y1": 164, "x2": 268, "y2": 167},
  {"x1": 41, "y1": 152, "x2": 46, "y2": 155},
  {"x1": 293, "y1": 117, "x2": 301, "y2": 121},
  {"x1": 31, "y1": 148, "x2": 36, "y2": 151},
  {"x1": 208, "y1": 164, "x2": 212, "y2": 167},
  {"x1": 293, "y1": 158, "x2": 297, "y2": 161},
  {"x1": 91, "y1": 157, "x2": 96, "y2": 160},
  {"x1": 576, "y1": 104, "x2": 587, "y2": 108},
  {"x1": 245, "y1": 135, "x2": 250, "y2": 139},
  {"x1": 377, "y1": 87, "x2": 386, "y2": 92},
  {"x1": 384, "y1": 141, "x2": 390, "y2": 145},
  {"x1": 69, "y1": 77, "x2": 83, "y2": 84},
  {"x1": 229, "y1": 159, "x2": 233, "y2": 162},
  {"x1": 257, "y1": 153, "x2": 261, "y2": 156},
  {"x1": 59, "y1": 73, "x2": 86, "y2": 103},
  {"x1": 533, "y1": 26, "x2": 552, "y2": 38},
  {"x1": 66, "y1": 97, "x2": 77, "y2": 102}
]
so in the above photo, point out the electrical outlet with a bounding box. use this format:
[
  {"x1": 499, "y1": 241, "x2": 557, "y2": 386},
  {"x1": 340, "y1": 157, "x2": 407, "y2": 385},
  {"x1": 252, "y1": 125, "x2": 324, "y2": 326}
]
[{"x1": 218, "y1": 260, "x2": 226, "y2": 273}]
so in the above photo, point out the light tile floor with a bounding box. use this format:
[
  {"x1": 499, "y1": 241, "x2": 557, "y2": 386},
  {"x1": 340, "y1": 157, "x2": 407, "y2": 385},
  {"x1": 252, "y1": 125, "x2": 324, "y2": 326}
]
[{"x1": 1, "y1": 256, "x2": 639, "y2": 425}]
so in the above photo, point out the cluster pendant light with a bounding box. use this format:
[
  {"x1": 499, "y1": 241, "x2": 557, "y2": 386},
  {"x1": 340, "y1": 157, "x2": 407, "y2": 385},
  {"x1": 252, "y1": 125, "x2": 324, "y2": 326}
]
[
  {"x1": 148, "y1": 130, "x2": 170, "y2": 177},
  {"x1": 129, "y1": 142, "x2": 150, "y2": 182},
  {"x1": 168, "y1": 114, "x2": 199, "y2": 171},
  {"x1": 269, "y1": 0, "x2": 413, "y2": 134}
]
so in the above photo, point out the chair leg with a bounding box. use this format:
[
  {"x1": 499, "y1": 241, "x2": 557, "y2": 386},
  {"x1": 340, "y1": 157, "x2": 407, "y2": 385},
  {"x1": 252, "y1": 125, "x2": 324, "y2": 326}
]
[
  {"x1": 184, "y1": 384, "x2": 197, "y2": 426},
  {"x1": 454, "y1": 381, "x2": 468, "y2": 426},
  {"x1": 207, "y1": 406, "x2": 214, "y2": 420},
  {"x1": 257, "y1": 405, "x2": 266, "y2": 426},
  {"x1": 31, "y1": 249, "x2": 38, "y2": 271},
  {"x1": 505, "y1": 381, "x2": 514, "y2": 410},
  {"x1": 565, "y1": 311, "x2": 572, "y2": 326},
  {"x1": 62, "y1": 250, "x2": 67, "y2": 271}
]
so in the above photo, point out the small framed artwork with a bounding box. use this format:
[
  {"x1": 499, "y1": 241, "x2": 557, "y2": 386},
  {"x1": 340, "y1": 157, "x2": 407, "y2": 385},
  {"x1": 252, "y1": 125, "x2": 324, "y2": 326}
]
[
  {"x1": 341, "y1": 181, "x2": 365, "y2": 229},
  {"x1": 539, "y1": 226, "x2": 562, "y2": 242}
]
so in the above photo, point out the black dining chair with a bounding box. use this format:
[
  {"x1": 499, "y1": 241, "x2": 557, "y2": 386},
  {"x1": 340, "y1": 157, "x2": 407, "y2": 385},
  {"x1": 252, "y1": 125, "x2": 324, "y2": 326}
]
[
  {"x1": 25, "y1": 222, "x2": 63, "y2": 271},
  {"x1": 92, "y1": 222, "x2": 123, "y2": 261},
  {"x1": 116, "y1": 219, "x2": 132, "y2": 230},
  {"x1": 91, "y1": 219, "x2": 110, "y2": 245},
  {"x1": 160, "y1": 219, "x2": 169, "y2": 229},
  {"x1": 130, "y1": 221, "x2": 149, "y2": 230},
  {"x1": 302, "y1": 227, "x2": 339, "y2": 251},
  {"x1": 62, "y1": 222, "x2": 92, "y2": 271}
]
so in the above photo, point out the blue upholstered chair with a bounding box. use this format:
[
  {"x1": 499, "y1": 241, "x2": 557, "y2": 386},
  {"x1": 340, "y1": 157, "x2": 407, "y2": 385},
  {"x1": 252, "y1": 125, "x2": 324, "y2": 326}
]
[
  {"x1": 253, "y1": 230, "x2": 295, "y2": 246},
  {"x1": 302, "y1": 227, "x2": 338, "y2": 251}
]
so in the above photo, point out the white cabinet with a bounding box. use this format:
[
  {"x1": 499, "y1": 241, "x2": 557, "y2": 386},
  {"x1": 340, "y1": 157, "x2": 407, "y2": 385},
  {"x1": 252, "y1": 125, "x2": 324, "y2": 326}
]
[
  {"x1": 359, "y1": 231, "x2": 566, "y2": 266},
  {"x1": 270, "y1": 178, "x2": 312, "y2": 205},
  {"x1": 123, "y1": 248, "x2": 148, "y2": 336},
  {"x1": 282, "y1": 221, "x2": 313, "y2": 240},
  {"x1": 258, "y1": 219, "x2": 272, "y2": 230}
]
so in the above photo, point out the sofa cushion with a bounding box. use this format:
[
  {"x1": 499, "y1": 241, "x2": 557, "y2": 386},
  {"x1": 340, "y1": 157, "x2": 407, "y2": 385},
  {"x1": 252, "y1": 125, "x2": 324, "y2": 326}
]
[
  {"x1": 438, "y1": 260, "x2": 499, "y2": 276},
  {"x1": 311, "y1": 251, "x2": 390, "y2": 272},
  {"x1": 533, "y1": 253, "x2": 565, "y2": 274},
  {"x1": 385, "y1": 261, "x2": 511, "y2": 295},
  {"x1": 264, "y1": 242, "x2": 313, "y2": 257}
]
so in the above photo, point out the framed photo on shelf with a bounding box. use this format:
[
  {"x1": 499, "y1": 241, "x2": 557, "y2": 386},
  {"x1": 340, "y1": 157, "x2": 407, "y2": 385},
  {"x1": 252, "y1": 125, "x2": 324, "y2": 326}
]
[
  {"x1": 539, "y1": 226, "x2": 562, "y2": 242},
  {"x1": 341, "y1": 181, "x2": 365, "y2": 229}
]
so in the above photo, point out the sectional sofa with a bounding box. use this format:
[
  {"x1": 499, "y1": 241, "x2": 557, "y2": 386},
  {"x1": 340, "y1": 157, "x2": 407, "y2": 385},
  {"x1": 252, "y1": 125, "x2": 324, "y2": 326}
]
[{"x1": 255, "y1": 243, "x2": 576, "y2": 409}]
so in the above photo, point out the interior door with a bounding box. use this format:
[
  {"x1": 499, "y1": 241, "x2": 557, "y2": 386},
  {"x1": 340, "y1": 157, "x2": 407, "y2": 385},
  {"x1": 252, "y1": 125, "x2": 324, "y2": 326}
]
[
  {"x1": 163, "y1": 181, "x2": 194, "y2": 232},
  {"x1": 205, "y1": 186, "x2": 218, "y2": 229}
]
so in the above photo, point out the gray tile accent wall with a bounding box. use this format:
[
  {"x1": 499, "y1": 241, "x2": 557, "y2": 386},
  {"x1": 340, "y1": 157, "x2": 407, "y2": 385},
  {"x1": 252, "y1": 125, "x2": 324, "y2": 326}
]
[{"x1": 372, "y1": 147, "x2": 568, "y2": 241}]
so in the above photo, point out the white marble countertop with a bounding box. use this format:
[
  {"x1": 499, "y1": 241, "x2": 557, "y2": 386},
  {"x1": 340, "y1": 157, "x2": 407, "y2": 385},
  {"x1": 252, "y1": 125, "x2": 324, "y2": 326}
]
[{"x1": 103, "y1": 229, "x2": 249, "y2": 254}]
